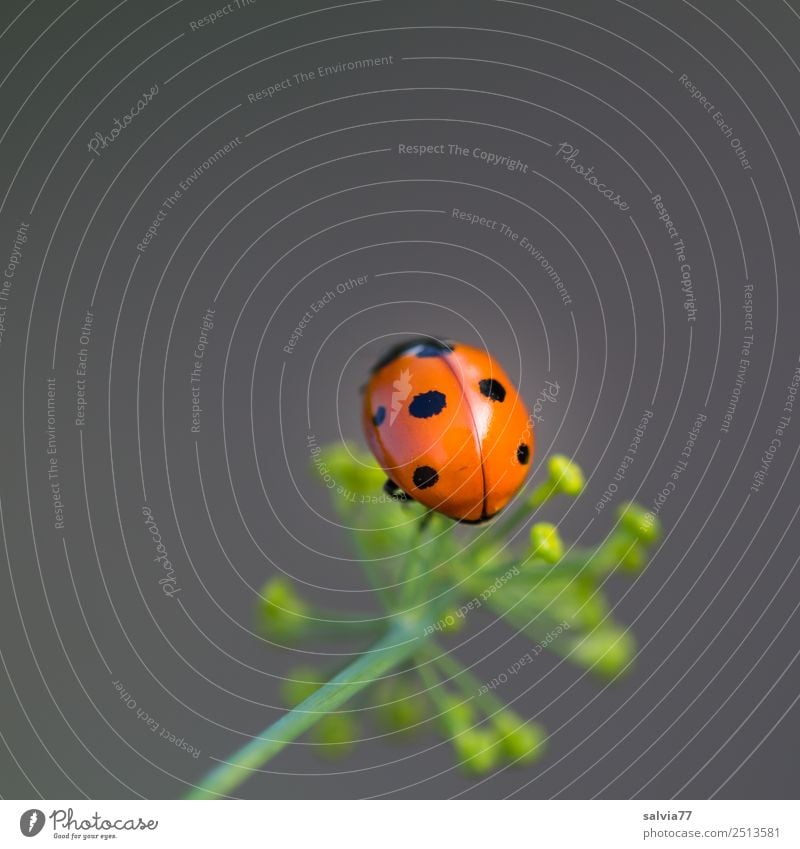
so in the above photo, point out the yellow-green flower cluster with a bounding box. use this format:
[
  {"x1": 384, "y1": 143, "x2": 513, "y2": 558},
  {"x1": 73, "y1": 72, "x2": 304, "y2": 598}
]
[{"x1": 254, "y1": 446, "x2": 662, "y2": 772}]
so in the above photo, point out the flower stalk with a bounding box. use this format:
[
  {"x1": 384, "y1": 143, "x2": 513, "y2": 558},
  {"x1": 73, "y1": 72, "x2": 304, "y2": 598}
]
[
  {"x1": 188, "y1": 616, "x2": 424, "y2": 799},
  {"x1": 189, "y1": 445, "x2": 660, "y2": 797}
]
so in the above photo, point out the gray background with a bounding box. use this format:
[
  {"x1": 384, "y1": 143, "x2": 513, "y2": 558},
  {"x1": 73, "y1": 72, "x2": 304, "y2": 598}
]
[{"x1": 0, "y1": 0, "x2": 798, "y2": 799}]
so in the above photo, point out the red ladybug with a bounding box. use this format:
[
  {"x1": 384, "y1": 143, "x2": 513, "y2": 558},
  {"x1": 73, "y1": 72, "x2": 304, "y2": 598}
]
[{"x1": 362, "y1": 338, "x2": 534, "y2": 522}]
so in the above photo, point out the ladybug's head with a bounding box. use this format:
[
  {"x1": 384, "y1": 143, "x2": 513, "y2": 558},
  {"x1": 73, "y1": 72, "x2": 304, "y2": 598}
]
[{"x1": 370, "y1": 337, "x2": 455, "y2": 374}]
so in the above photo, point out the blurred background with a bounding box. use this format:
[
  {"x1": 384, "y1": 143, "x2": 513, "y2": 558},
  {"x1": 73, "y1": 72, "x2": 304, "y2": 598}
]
[{"x1": 0, "y1": 0, "x2": 798, "y2": 799}]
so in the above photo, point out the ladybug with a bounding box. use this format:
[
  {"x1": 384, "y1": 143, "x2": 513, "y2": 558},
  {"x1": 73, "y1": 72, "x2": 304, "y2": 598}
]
[{"x1": 362, "y1": 338, "x2": 534, "y2": 522}]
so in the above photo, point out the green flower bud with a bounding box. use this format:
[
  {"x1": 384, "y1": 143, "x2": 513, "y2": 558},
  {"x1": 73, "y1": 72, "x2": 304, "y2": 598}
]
[
  {"x1": 547, "y1": 454, "x2": 585, "y2": 497},
  {"x1": 493, "y1": 712, "x2": 546, "y2": 765},
  {"x1": 261, "y1": 576, "x2": 295, "y2": 609},
  {"x1": 280, "y1": 666, "x2": 323, "y2": 708},
  {"x1": 530, "y1": 522, "x2": 564, "y2": 564},
  {"x1": 453, "y1": 728, "x2": 501, "y2": 775},
  {"x1": 311, "y1": 713, "x2": 359, "y2": 758},
  {"x1": 571, "y1": 626, "x2": 635, "y2": 679},
  {"x1": 437, "y1": 694, "x2": 475, "y2": 736},
  {"x1": 617, "y1": 502, "x2": 662, "y2": 545},
  {"x1": 374, "y1": 680, "x2": 427, "y2": 735},
  {"x1": 609, "y1": 537, "x2": 647, "y2": 573},
  {"x1": 472, "y1": 542, "x2": 504, "y2": 571},
  {"x1": 257, "y1": 577, "x2": 309, "y2": 640},
  {"x1": 316, "y1": 443, "x2": 386, "y2": 496},
  {"x1": 440, "y1": 610, "x2": 464, "y2": 633}
]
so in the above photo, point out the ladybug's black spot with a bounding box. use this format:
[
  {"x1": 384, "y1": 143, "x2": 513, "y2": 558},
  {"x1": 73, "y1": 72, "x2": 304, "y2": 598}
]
[
  {"x1": 409, "y1": 390, "x2": 447, "y2": 419},
  {"x1": 517, "y1": 443, "x2": 530, "y2": 465},
  {"x1": 479, "y1": 378, "x2": 506, "y2": 402},
  {"x1": 412, "y1": 465, "x2": 439, "y2": 489},
  {"x1": 372, "y1": 406, "x2": 386, "y2": 426}
]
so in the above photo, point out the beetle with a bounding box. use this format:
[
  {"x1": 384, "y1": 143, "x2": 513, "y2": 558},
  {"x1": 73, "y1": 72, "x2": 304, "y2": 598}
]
[{"x1": 362, "y1": 338, "x2": 534, "y2": 522}]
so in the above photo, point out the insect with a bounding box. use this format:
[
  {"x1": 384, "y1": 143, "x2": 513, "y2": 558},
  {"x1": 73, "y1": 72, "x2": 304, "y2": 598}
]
[{"x1": 362, "y1": 338, "x2": 534, "y2": 522}]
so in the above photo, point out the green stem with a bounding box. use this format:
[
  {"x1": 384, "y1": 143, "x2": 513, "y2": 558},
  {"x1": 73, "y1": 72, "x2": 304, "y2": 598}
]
[
  {"x1": 417, "y1": 661, "x2": 470, "y2": 735},
  {"x1": 399, "y1": 512, "x2": 439, "y2": 607},
  {"x1": 472, "y1": 541, "x2": 620, "y2": 586},
  {"x1": 296, "y1": 617, "x2": 386, "y2": 640},
  {"x1": 488, "y1": 481, "x2": 555, "y2": 541},
  {"x1": 348, "y1": 531, "x2": 397, "y2": 613},
  {"x1": 330, "y1": 493, "x2": 402, "y2": 613},
  {"x1": 430, "y1": 647, "x2": 507, "y2": 715},
  {"x1": 187, "y1": 618, "x2": 424, "y2": 799}
]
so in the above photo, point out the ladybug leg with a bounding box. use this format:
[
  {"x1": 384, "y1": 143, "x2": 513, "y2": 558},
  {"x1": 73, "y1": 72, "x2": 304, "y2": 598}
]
[{"x1": 383, "y1": 478, "x2": 411, "y2": 502}]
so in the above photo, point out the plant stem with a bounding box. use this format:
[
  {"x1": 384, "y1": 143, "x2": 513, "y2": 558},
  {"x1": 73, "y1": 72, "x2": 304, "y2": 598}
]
[
  {"x1": 417, "y1": 661, "x2": 470, "y2": 735},
  {"x1": 399, "y1": 512, "x2": 438, "y2": 607},
  {"x1": 474, "y1": 543, "x2": 617, "y2": 585},
  {"x1": 187, "y1": 617, "x2": 424, "y2": 799},
  {"x1": 430, "y1": 647, "x2": 507, "y2": 715},
  {"x1": 298, "y1": 617, "x2": 386, "y2": 640},
  {"x1": 347, "y1": 530, "x2": 397, "y2": 613},
  {"x1": 330, "y1": 492, "x2": 407, "y2": 613},
  {"x1": 487, "y1": 481, "x2": 555, "y2": 541}
]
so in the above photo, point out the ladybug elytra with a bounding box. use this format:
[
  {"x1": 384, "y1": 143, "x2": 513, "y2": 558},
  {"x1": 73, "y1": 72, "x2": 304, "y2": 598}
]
[{"x1": 362, "y1": 338, "x2": 534, "y2": 522}]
